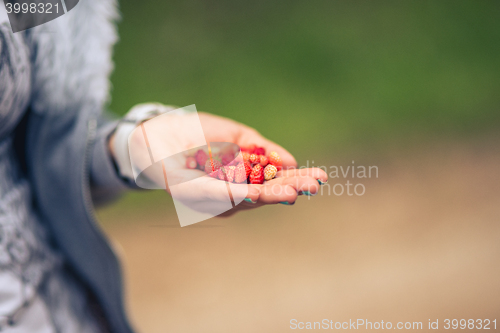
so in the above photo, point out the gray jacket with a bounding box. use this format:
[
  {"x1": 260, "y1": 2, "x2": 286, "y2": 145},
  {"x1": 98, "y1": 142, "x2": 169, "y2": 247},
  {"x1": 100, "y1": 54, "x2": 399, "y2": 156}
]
[
  {"x1": 8, "y1": 0, "x2": 135, "y2": 332},
  {"x1": 14, "y1": 100, "x2": 134, "y2": 333}
]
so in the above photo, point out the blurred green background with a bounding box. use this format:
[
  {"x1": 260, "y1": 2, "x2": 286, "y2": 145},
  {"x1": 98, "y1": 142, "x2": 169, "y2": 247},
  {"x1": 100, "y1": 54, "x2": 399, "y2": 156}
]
[{"x1": 110, "y1": 0, "x2": 500, "y2": 158}]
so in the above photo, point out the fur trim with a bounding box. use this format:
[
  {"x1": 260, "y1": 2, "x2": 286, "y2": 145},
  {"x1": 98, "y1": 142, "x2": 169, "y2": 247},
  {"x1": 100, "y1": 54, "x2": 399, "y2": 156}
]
[{"x1": 28, "y1": 0, "x2": 119, "y2": 115}]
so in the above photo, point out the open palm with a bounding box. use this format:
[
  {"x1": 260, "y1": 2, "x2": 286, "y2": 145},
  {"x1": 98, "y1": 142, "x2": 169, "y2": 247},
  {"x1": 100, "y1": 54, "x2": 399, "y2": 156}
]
[{"x1": 120, "y1": 111, "x2": 328, "y2": 217}]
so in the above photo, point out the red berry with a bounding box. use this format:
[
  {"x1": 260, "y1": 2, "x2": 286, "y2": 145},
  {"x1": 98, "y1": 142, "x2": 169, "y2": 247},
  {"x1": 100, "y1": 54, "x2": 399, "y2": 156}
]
[
  {"x1": 244, "y1": 161, "x2": 252, "y2": 178},
  {"x1": 217, "y1": 168, "x2": 226, "y2": 180},
  {"x1": 242, "y1": 152, "x2": 250, "y2": 163},
  {"x1": 221, "y1": 152, "x2": 234, "y2": 166},
  {"x1": 207, "y1": 167, "x2": 219, "y2": 178},
  {"x1": 204, "y1": 158, "x2": 222, "y2": 173},
  {"x1": 249, "y1": 154, "x2": 260, "y2": 165},
  {"x1": 195, "y1": 149, "x2": 208, "y2": 168},
  {"x1": 249, "y1": 164, "x2": 264, "y2": 184},
  {"x1": 226, "y1": 166, "x2": 236, "y2": 182},
  {"x1": 259, "y1": 155, "x2": 268, "y2": 167},
  {"x1": 264, "y1": 164, "x2": 277, "y2": 181},
  {"x1": 253, "y1": 147, "x2": 266, "y2": 156},
  {"x1": 268, "y1": 151, "x2": 282, "y2": 170},
  {"x1": 234, "y1": 163, "x2": 248, "y2": 183},
  {"x1": 186, "y1": 156, "x2": 197, "y2": 169}
]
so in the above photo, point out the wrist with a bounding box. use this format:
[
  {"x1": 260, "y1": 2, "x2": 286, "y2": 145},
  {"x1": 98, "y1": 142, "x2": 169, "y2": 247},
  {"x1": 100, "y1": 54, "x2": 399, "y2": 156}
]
[{"x1": 110, "y1": 103, "x2": 178, "y2": 181}]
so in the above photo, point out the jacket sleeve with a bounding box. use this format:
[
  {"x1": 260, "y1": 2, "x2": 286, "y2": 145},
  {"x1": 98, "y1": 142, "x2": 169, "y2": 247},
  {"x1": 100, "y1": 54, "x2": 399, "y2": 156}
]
[{"x1": 89, "y1": 116, "x2": 134, "y2": 206}]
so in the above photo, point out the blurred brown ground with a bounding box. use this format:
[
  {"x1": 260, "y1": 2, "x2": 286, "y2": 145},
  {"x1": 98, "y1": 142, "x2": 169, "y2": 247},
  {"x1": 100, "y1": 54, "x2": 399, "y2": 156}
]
[{"x1": 97, "y1": 140, "x2": 500, "y2": 332}]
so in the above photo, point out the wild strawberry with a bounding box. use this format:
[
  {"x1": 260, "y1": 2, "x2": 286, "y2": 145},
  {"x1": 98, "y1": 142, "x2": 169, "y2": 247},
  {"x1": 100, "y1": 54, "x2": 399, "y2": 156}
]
[
  {"x1": 205, "y1": 158, "x2": 222, "y2": 173},
  {"x1": 253, "y1": 147, "x2": 266, "y2": 156},
  {"x1": 268, "y1": 151, "x2": 282, "y2": 170},
  {"x1": 244, "y1": 161, "x2": 252, "y2": 178},
  {"x1": 259, "y1": 155, "x2": 268, "y2": 167},
  {"x1": 225, "y1": 166, "x2": 236, "y2": 182},
  {"x1": 207, "y1": 167, "x2": 219, "y2": 178},
  {"x1": 217, "y1": 168, "x2": 226, "y2": 180},
  {"x1": 221, "y1": 152, "x2": 234, "y2": 166},
  {"x1": 195, "y1": 149, "x2": 208, "y2": 168},
  {"x1": 264, "y1": 164, "x2": 277, "y2": 181},
  {"x1": 242, "y1": 152, "x2": 250, "y2": 163},
  {"x1": 228, "y1": 153, "x2": 242, "y2": 166},
  {"x1": 249, "y1": 154, "x2": 260, "y2": 165},
  {"x1": 186, "y1": 156, "x2": 197, "y2": 169},
  {"x1": 234, "y1": 163, "x2": 248, "y2": 183},
  {"x1": 249, "y1": 164, "x2": 264, "y2": 184}
]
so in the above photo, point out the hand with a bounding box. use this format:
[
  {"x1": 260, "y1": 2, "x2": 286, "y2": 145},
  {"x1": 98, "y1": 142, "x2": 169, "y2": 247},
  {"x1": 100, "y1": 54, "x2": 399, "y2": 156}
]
[{"x1": 109, "y1": 111, "x2": 328, "y2": 216}]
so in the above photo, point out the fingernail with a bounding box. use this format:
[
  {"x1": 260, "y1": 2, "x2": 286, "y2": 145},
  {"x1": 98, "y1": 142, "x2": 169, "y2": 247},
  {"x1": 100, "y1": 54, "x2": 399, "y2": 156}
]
[
  {"x1": 317, "y1": 179, "x2": 328, "y2": 185},
  {"x1": 302, "y1": 191, "x2": 316, "y2": 196},
  {"x1": 244, "y1": 198, "x2": 257, "y2": 204},
  {"x1": 279, "y1": 201, "x2": 294, "y2": 205}
]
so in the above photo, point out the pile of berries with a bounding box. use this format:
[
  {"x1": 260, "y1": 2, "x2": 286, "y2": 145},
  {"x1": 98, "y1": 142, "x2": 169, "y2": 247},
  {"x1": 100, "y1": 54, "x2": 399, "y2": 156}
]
[{"x1": 185, "y1": 144, "x2": 282, "y2": 184}]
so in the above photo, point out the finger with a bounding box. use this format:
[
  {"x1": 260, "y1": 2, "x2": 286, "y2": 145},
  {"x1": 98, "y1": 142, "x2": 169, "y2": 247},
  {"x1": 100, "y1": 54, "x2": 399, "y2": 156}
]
[
  {"x1": 256, "y1": 183, "x2": 298, "y2": 205},
  {"x1": 180, "y1": 176, "x2": 262, "y2": 207},
  {"x1": 256, "y1": 175, "x2": 321, "y2": 204},
  {"x1": 277, "y1": 167, "x2": 328, "y2": 184},
  {"x1": 271, "y1": 175, "x2": 321, "y2": 196},
  {"x1": 230, "y1": 182, "x2": 261, "y2": 204}
]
